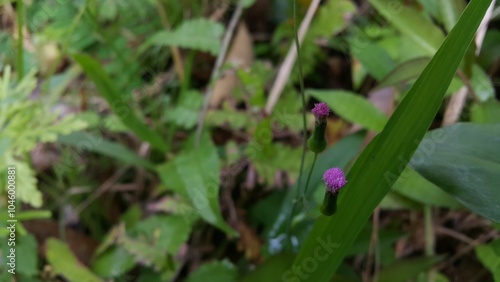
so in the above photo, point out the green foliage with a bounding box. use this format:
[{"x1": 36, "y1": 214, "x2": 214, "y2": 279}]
[
  {"x1": 186, "y1": 260, "x2": 237, "y2": 282},
  {"x1": 0, "y1": 66, "x2": 86, "y2": 207},
  {"x1": 377, "y1": 256, "x2": 444, "y2": 282},
  {"x1": 46, "y1": 238, "x2": 103, "y2": 282},
  {"x1": 73, "y1": 53, "x2": 167, "y2": 152},
  {"x1": 291, "y1": 1, "x2": 492, "y2": 280},
  {"x1": 368, "y1": 0, "x2": 445, "y2": 55},
  {"x1": 141, "y1": 18, "x2": 225, "y2": 55},
  {"x1": 392, "y1": 167, "x2": 461, "y2": 209},
  {"x1": 58, "y1": 132, "x2": 155, "y2": 170},
  {"x1": 475, "y1": 239, "x2": 500, "y2": 281},
  {"x1": 471, "y1": 99, "x2": 500, "y2": 123},
  {"x1": 164, "y1": 90, "x2": 203, "y2": 129},
  {"x1": 411, "y1": 123, "x2": 500, "y2": 223},
  {"x1": 157, "y1": 135, "x2": 238, "y2": 236}
]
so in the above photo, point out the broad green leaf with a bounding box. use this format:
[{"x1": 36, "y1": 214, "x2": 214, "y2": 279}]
[
  {"x1": 309, "y1": 90, "x2": 388, "y2": 131},
  {"x1": 349, "y1": 37, "x2": 396, "y2": 80},
  {"x1": 411, "y1": 123, "x2": 500, "y2": 222},
  {"x1": 46, "y1": 239, "x2": 103, "y2": 282},
  {"x1": 157, "y1": 136, "x2": 237, "y2": 236},
  {"x1": 311, "y1": 0, "x2": 356, "y2": 38},
  {"x1": 241, "y1": 254, "x2": 295, "y2": 282},
  {"x1": 292, "y1": 1, "x2": 492, "y2": 280},
  {"x1": 377, "y1": 256, "x2": 443, "y2": 282},
  {"x1": 392, "y1": 168, "x2": 461, "y2": 209},
  {"x1": 118, "y1": 233, "x2": 168, "y2": 271},
  {"x1": 72, "y1": 53, "x2": 167, "y2": 152},
  {"x1": 141, "y1": 19, "x2": 224, "y2": 55},
  {"x1": 368, "y1": 0, "x2": 445, "y2": 55},
  {"x1": 475, "y1": 239, "x2": 500, "y2": 281},
  {"x1": 58, "y1": 131, "x2": 155, "y2": 170},
  {"x1": 186, "y1": 260, "x2": 236, "y2": 282},
  {"x1": 471, "y1": 99, "x2": 500, "y2": 124}
]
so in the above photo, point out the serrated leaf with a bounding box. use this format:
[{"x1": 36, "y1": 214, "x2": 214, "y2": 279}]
[
  {"x1": 157, "y1": 135, "x2": 237, "y2": 236},
  {"x1": 132, "y1": 215, "x2": 191, "y2": 254},
  {"x1": 411, "y1": 123, "x2": 500, "y2": 222},
  {"x1": 117, "y1": 233, "x2": 168, "y2": 271},
  {"x1": 141, "y1": 19, "x2": 224, "y2": 55},
  {"x1": 164, "y1": 90, "x2": 203, "y2": 129},
  {"x1": 46, "y1": 238, "x2": 103, "y2": 282},
  {"x1": 309, "y1": 90, "x2": 388, "y2": 131}
]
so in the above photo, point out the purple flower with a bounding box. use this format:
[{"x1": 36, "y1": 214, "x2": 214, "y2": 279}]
[
  {"x1": 323, "y1": 167, "x2": 347, "y2": 193},
  {"x1": 311, "y1": 102, "x2": 330, "y2": 119}
]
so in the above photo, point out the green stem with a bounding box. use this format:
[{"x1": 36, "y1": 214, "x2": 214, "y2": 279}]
[
  {"x1": 294, "y1": 0, "x2": 308, "y2": 194},
  {"x1": 16, "y1": 0, "x2": 24, "y2": 80},
  {"x1": 303, "y1": 153, "x2": 317, "y2": 198},
  {"x1": 286, "y1": 0, "x2": 308, "y2": 247}
]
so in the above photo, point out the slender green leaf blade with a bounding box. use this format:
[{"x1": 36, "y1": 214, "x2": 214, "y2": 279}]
[
  {"x1": 58, "y1": 132, "x2": 155, "y2": 170},
  {"x1": 291, "y1": 1, "x2": 492, "y2": 281},
  {"x1": 72, "y1": 53, "x2": 167, "y2": 152}
]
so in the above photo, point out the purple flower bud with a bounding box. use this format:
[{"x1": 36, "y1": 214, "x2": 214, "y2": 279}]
[
  {"x1": 311, "y1": 102, "x2": 330, "y2": 119},
  {"x1": 323, "y1": 167, "x2": 347, "y2": 193}
]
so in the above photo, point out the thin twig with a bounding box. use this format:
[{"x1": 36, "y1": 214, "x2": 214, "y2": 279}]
[
  {"x1": 264, "y1": 0, "x2": 321, "y2": 115},
  {"x1": 196, "y1": 0, "x2": 245, "y2": 145},
  {"x1": 436, "y1": 230, "x2": 499, "y2": 271},
  {"x1": 74, "y1": 168, "x2": 128, "y2": 214}
]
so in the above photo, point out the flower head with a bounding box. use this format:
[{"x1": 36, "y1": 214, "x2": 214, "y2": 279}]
[
  {"x1": 323, "y1": 167, "x2": 347, "y2": 193},
  {"x1": 311, "y1": 102, "x2": 330, "y2": 119}
]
